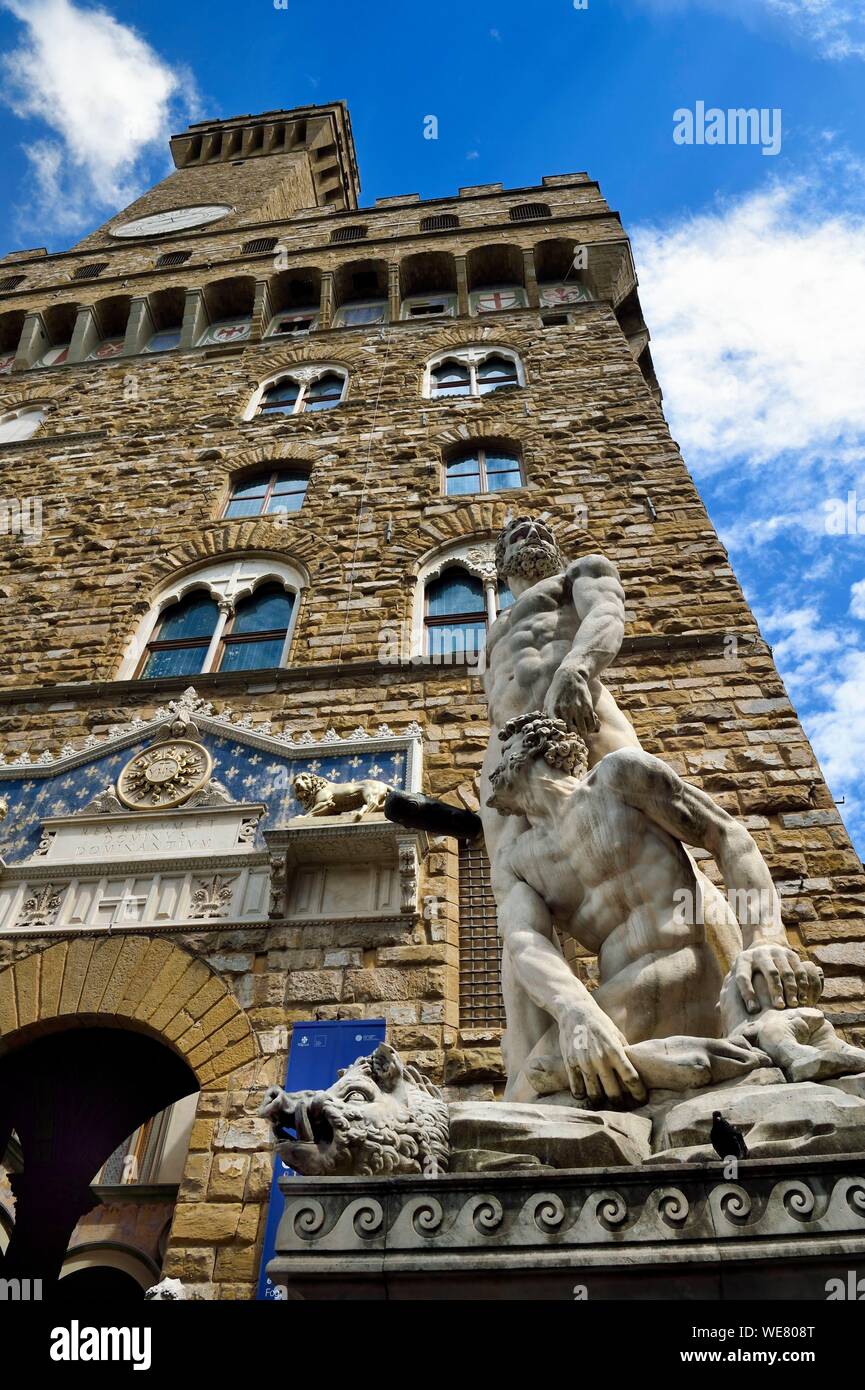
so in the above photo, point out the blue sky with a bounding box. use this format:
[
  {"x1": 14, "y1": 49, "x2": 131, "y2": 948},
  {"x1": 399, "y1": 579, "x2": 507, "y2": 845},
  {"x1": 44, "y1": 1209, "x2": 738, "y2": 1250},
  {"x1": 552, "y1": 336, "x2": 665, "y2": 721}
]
[{"x1": 1, "y1": 0, "x2": 865, "y2": 852}]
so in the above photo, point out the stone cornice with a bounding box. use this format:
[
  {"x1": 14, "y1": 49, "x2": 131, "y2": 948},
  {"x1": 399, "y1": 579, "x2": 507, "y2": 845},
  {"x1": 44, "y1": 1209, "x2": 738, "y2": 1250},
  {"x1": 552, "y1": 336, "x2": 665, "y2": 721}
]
[
  {"x1": 0, "y1": 631, "x2": 770, "y2": 712},
  {"x1": 266, "y1": 1153, "x2": 865, "y2": 1298},
  {"x1": 0, "y1": 913, "x2": 414, "y2": 942}
]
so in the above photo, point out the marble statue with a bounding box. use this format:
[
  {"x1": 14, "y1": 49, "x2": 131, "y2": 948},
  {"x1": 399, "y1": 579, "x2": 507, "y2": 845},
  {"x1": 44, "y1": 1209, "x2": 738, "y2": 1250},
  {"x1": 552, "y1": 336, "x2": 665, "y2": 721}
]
[
  {"x1": 293, "y1": 771, "x2": 391, "y2": 822},
  {"x1": 481, "y1": 518, "x2": 643, "y2": 1089},
  {"x1": 144, "y1": 1277, "x2": 187, "y2": 1300},
  {"x1": 486, "y1": 709, "x2": 865, "y2": 1104},
  {"x1": 260, "y1": 519, "x2": 865, "y2": 1174},
  {"x1": 258, "y1": 1041, "x2": 450, "y2": 1177},
  {"x1": 479, "y1": 517, "x2": 865, "y2": 1102}
]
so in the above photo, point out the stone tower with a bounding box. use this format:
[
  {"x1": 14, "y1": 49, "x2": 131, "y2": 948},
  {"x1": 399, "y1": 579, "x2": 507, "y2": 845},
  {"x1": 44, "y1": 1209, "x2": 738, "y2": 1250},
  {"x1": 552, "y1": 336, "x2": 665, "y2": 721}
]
[{"x1": 0, "y1": 101, "x2": 862, "y2": 1299}]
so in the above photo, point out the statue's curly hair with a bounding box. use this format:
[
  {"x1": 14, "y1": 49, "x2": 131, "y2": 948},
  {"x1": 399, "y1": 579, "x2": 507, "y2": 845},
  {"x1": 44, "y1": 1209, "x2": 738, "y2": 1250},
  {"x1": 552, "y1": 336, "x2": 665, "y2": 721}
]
[
  {"x1": 498, "y1": 710, "x2": 588, "y2": 776},
  {"x1": 494, "y1": 515, "x2": 565, "y2": 578}
]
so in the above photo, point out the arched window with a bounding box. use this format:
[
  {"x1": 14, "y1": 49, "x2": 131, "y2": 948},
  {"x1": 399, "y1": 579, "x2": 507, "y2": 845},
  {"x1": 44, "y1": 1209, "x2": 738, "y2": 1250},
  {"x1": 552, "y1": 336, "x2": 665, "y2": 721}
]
[
  {"x1": 304, "y1": 372, "x2": 345, "y2": 411},
  {"x1": 223, "y1": 468, "x2": 309, "y2": 518},
  {"x1": 125, "y1": 557, "x2": 305, "y2": 681},
  {"x1": 425, "y1": 567, "x2": 487, "y2": 660},
  {"x1": 430, "y1": 359, "x2": 471, "y2": 397},
  {"x1": 477, "y1": 354, "x2": 520, "y2": 392},
  {"x1": 444, "y1": 446, "x2": 524, "y2": 496},
  {"x1": 253, "y1": 368, "x2": 347, "y2": 418},
  {"x1": 138, "y1": 590, "x2": 221, "y2": 679},
  {"x1": 422, "y1": 563, "x2": 513, "y2": 660},
  {"x1": 0, "y1": 405, "x2": 45, "y2": 443},
  {"x1": 219, "y1": 582, "x2": 294, "y2": 672},
  {"x1": 425, "y1": 346, "x2": 523, "y2": 400}
]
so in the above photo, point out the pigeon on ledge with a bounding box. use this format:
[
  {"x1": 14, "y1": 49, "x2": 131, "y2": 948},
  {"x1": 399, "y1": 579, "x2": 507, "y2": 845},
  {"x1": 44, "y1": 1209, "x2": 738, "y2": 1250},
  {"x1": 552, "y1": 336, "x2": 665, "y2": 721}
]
[{"x1": 710, "y1": 1110, "x2": 749, "y2": 1160}]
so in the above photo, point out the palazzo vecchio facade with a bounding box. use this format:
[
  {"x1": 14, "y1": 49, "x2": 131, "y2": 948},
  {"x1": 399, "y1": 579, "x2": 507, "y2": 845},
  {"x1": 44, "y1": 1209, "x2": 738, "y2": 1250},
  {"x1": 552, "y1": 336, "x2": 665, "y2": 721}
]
[{"x1": 0, "y1": 101, "x2": 863, "y2": 1300}]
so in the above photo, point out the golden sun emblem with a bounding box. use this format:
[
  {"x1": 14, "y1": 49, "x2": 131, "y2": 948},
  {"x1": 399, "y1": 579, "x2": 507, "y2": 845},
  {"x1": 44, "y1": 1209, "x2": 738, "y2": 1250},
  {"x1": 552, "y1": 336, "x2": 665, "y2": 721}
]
[{"x1": 116, "y1": 741, "x2": 213, "y2": 810}]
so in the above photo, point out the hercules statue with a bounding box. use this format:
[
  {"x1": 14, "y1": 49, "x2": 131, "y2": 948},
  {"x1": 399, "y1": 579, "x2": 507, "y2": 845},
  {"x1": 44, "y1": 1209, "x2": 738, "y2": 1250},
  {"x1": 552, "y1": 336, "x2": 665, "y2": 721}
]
[{"x1": 481, "y1": 517, "x2": 861, "y2": 1105}]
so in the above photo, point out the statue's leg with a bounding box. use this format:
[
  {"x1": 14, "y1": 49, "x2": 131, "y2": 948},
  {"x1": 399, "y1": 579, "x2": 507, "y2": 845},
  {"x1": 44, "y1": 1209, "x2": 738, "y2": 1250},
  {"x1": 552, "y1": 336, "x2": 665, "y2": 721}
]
[
  {"x1": 585, "y1": 683, "x2": 643, "y2": 765},
  {"x1": 733, "y1": 1006, "x2": 865, "y2": 1083},
  {"x1": 507, "y1": 1021, "x2": 570, "y2": 1102},
  {"x1": 500, "y1": 940, "x2": 560, "y2": 1099},
  {"x1": 719, "y1": 961, "x2": 865, "y2": 1081}
]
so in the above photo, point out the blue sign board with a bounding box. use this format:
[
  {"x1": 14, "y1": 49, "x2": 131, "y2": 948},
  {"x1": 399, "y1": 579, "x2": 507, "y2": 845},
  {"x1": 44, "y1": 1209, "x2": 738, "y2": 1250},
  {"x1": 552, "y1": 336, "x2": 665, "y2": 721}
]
[{"x1": 256, "y1": 1018, "x2": 387, "y2": 1300}]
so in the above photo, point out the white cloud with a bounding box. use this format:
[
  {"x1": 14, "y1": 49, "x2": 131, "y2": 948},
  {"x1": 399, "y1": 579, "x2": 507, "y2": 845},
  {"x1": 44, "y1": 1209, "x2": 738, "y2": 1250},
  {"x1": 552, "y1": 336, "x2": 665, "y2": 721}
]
[
  {"x1": 632, "y1": 180, "x2": 865, "y2": 473},
  {"x1": 635, "y1": 0, "x2": 865, "y2": 60},
  {"x1": 0, "y1": 0, "x2": 197, "y2": 234},
  {"x1": 764, "y1": 0, "x2": 865, "y2": 60},
  {"x1": 758, "y1": 605, "x2": 865, "y2": 838},
  {"x1": 634, "y1": 168, "x2": 865, "y2": 853}
]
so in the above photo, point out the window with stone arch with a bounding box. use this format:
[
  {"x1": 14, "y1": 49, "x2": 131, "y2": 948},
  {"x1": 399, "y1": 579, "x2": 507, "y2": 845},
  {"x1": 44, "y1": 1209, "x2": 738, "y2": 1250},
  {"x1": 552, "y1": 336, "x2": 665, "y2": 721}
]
[
  {"x1": 244, "y1": 365, "x2": 348, "y2": 420},
  {"x1": 414, "y1": 540, "x2": 514, "y2": 663},
  {"x1": 0, "y1": 403, "x2": 46, "y2": 443},
  {"x1": 423, "y1": 345, "x2": 524, "y2": 401},
  {"x1": 443, "y1": 441, "x2": 525, "y2": 497},
  {"x1": 222, "y1": 465, "x2": 310, "y2": 519},
  {"x1": 119, "y1": 556, "x2": 305, "y2": 680}
]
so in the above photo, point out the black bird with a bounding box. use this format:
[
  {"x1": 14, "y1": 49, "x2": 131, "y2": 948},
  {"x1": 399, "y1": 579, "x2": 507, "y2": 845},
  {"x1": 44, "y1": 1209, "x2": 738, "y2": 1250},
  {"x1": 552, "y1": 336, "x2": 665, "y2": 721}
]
[{"x1": 710, "y1": 1110, "x2": 749, "y2": 1160}]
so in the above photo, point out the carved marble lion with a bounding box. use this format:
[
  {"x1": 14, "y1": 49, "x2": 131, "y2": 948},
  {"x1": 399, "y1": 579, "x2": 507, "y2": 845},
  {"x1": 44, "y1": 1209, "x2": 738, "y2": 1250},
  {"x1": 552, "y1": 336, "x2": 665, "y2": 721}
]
[
  {"x1": 258, "y1": 1042, "x2": 450, "y2": 1177},
  {"x1": 293, "y1": 771, "x2": 390, "y2": 821}
]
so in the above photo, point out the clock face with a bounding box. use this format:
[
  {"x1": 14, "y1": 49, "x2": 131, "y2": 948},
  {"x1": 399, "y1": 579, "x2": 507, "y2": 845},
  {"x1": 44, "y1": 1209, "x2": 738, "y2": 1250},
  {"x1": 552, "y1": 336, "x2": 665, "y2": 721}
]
[{"x1": 110, "y1": 204, "x2": 233, "y2": 239}]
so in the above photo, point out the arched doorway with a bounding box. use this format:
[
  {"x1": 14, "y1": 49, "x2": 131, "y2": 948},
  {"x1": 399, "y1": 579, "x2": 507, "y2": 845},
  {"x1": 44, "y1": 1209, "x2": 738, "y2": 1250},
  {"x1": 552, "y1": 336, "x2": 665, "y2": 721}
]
[
  {"x1": 0, "y1": 1024, "x2": 198, "y2": 1290},
  {"x1": 0, "y1": 936, "x2": 259, "y2": 1297},
  {"x1": 58, "y1": 1244, "x2": 158, "y2": 1302}
]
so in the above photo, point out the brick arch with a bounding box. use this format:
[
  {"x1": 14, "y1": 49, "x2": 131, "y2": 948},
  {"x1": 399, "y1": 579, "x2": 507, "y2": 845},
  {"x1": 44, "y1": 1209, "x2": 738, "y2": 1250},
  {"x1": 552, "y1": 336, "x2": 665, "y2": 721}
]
[
  {"x1": 397, "y1": 501, "x2": 598, "y2": 574},
  {"x1": 244, "y1": 340, "x2": 366, "y2": 380},
  {"x1": 137, "y1": 528, "x2": 341, "y2": 588},
  {"x1": 396, "y1": 501, "x2": 505, "y2": 570},
  {"x1": 0, "y1": 936, "x2": 258, "y2": 1090},
  {"x1": 0, "y1": 384, "x2": 58, "y2": 414},
  {"x1": 417, "y1": 323, "x2": 500, "y2": 354},
  {"x1": 103, "y1": 532, "x2": 342, "y2": 678},
  {"x1": 217, "y1": 442, "x2": 319, "y2": 477},
  {"x1": 430, "y1": 418, "x2": 533, "y2": 450}
]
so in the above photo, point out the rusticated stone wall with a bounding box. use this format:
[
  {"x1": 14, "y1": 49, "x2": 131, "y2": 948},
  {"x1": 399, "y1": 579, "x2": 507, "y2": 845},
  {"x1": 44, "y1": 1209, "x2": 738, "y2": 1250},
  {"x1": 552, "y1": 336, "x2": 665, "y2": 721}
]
[{"x1": 0, "y1": 103, "x2": 863, "y2": 1298}]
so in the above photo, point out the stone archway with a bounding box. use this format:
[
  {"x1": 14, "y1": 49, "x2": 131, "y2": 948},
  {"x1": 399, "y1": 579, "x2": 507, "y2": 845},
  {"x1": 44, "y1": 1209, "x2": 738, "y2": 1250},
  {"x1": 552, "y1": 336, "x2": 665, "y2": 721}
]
[
  {"x1": 0, "y1": 936, "x2": 258, "y2": 1291},
  {"x1": 0, "y1": 936, "x2": 257, "y2": 1087}
]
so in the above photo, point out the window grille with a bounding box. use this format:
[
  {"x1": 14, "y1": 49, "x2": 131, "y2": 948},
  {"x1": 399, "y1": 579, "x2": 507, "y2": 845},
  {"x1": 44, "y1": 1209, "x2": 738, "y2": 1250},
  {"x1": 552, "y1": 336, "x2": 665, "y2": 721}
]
[
  {"x1": 72, "y1": 262, "x2": 108, "y2": 280},
  {"x1": 330, "y1": 225, "x2": 367, "y2": 243},
  {"x1": 459, "y1": 840, "x2": 506, "y2": 1028},
  {"x1": 421, "y1": 214, "x2": 459, "y2": 231},
  {"x1": 509, "y1": 202, "x2": 552, "y2": 222},
  {"x1": 243, "y1": 236, "x2": 278, "y2": 254}
]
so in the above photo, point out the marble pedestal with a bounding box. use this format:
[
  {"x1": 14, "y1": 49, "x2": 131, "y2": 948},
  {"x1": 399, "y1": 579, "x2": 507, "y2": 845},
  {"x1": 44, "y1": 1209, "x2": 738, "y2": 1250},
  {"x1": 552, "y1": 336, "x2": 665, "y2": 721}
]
[{"x1": 267, "y1": 1154, "x2": 865, "y2": 1300}]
